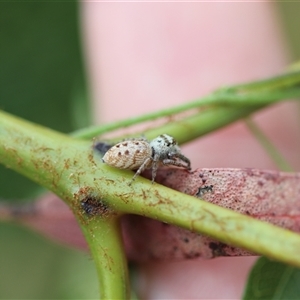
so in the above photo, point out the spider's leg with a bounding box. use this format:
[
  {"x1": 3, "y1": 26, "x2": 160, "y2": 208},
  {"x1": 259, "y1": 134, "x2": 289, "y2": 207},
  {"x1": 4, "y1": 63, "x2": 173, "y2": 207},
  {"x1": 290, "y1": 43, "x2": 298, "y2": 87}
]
[
  {"x1": 128, "y1": 157, "x2": 152, "y2": 186},
  {"x1": 162, "y1": 158, "x2": 191, "y2": 170},
  {"x1": 175, "y1": 153, "x2": 191, "y2": 169},
  {"x1": 151, "y1": 155, "x2": 159, "y2": 183}
]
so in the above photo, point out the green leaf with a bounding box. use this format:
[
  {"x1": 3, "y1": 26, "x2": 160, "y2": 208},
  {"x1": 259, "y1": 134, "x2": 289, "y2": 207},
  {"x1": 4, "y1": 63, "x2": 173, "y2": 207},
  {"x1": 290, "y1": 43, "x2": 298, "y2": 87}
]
[
  {"x1": 0, "y1": 1, "x2": 89, "y2": 199},
  {"x1": 243, "y1": 257, "x2": 300, "y2": 300}
]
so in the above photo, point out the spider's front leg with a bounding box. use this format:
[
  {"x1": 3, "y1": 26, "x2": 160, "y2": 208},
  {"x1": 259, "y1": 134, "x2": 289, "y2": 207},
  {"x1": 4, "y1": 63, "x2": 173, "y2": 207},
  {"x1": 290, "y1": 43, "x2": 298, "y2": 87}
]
[
  {"x1": 162, "y1": 157, "x2": 191, "y2": 170},
  {"x1": 175, "y1": 153, "x2": 191, "y2": 170}
]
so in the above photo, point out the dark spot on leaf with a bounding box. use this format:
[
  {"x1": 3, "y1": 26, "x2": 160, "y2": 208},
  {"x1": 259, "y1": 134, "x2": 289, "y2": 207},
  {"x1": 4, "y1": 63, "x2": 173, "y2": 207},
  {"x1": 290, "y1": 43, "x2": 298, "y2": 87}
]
[
  {"x1": 258, "y1": 180, "x2": 264, "y2": 187},
  {"x1": 209, "y1": 242, "x2": 227, "y2": 257},
  {"x1": 209, "y1": 242, "x2": 219, "y2": 250},
  {"x1": 196, "y1": 185, "x2": 213, "y2": 197}
]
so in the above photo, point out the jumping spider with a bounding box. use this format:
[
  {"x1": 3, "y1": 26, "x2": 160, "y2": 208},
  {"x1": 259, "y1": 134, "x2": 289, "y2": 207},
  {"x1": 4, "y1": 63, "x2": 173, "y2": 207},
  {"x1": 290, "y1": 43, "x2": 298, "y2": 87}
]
[{"x1": 102, "y1": 134, "x2": 191, "y2": 185}]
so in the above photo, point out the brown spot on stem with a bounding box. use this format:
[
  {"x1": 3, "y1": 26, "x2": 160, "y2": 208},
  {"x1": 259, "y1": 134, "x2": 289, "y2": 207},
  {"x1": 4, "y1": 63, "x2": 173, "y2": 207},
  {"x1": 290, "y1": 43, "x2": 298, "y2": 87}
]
[{"x1": 81, "y1": 196, "x2": 111, "y2": 217}]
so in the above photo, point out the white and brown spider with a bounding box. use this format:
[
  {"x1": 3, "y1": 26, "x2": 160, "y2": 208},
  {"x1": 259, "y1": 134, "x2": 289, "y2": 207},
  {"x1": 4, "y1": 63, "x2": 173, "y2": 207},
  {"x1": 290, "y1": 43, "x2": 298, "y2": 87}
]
[{"x1": 102, "y1": 134, "x2": 191, "y2": 185}]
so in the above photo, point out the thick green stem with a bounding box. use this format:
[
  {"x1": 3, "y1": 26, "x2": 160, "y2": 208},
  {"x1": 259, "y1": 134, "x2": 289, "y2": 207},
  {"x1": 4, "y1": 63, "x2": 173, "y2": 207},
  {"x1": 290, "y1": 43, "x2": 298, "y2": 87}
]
[
  {"x1": 1, "y1": 110, "x2": 300, "y2": 269},
  {"x1": 0, "y1": 111, "x2": 129, "y2": 298},
  {"x1": 80, "y1": 215, "x2": 129, "y2": 299}
]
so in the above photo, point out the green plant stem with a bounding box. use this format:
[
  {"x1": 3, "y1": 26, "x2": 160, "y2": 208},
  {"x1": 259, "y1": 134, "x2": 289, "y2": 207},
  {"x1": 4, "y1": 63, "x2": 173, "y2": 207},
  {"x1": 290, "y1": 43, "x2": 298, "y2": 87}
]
[
  {"x1": 0, "y1": 111, "x2": 129, "y2": 299},
  {"x1": 2, "y1": 70, "x2": 300, "y2": 299},
  {"x1": 76, "y1": 103, "x2": 265, "y2": 145},
  {"x1": 229, "y1": 69, "x2": 300, "y2": 92},
  {"x1": 73, "y1": 70, "x2": 300, "y2": 140},
  {"x1": 142, "y1": 105, "x2": 263, "y2": 144},
  {"x1": 1, "y1": 110, "x2": 300, "y2": 269},
  {"x1": 80, "y1": 216, "x2": 130, "y2": 299},
  {"x1": 245, "y1": 118, "x2": 294, "y2": 172}
]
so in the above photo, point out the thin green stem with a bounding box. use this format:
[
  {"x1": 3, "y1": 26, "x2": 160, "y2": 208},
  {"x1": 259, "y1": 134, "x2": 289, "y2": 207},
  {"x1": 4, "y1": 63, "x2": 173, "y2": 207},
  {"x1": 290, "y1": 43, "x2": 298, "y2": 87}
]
[
  {"x1": 245, "y1": 118, "x2": 294, "y2": 172},
  {"x1": 73, "y1": 70, "x2": 300, "y2": 140},
  {"x1": 141, "y1": 105, "x2": 263, "y2": 144},
  {"x1": 75, "y1": 103, "x2": 265, "y2": 145},
  {"x1": 227, "y1": 69, "x2": 300, "y2": 92},
  {"x1": 72, "y1": 89, "x2": 300, "y2": 140}
]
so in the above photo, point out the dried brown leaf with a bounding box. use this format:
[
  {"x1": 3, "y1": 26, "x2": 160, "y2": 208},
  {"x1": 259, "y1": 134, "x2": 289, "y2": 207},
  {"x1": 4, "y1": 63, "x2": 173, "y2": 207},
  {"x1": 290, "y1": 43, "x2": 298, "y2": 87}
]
[{"x1": 2, "y1": 168, "x2": 299, "y2": 261}]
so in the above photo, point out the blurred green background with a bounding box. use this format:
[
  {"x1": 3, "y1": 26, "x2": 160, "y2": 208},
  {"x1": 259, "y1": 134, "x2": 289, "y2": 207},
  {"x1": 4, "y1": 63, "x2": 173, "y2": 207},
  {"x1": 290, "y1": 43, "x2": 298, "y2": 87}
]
[
  {"x1": 0, "y1": 2, "x2": 97, "y2": 299},
  {"x1": 0, "y1": 2, "x2": 300, "y2": 299}
]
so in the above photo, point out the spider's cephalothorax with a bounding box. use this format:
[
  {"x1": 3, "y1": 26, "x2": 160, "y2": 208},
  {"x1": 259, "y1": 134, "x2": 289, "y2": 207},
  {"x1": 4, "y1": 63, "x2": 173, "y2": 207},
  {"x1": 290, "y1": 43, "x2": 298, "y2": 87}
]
[{"x1": 102, "y1": 134, "x2": 191, "y2": 185}]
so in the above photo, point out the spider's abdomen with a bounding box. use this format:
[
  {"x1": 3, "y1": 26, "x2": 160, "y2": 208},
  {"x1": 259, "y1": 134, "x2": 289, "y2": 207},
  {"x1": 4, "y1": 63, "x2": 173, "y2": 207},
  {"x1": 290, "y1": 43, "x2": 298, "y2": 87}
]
[{"x1": 102, "y1": 140, "x2": 152, "y2": 170}]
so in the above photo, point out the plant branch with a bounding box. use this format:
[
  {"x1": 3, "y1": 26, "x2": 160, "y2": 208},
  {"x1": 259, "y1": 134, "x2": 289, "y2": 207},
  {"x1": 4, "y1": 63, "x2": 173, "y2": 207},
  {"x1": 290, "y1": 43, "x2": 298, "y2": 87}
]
[
  {"x1": 1, "y1": 70, "x2": 300, "y2": 297},
  {"x1": 0, "y1": 110, "x2": 129, "y2": 298},
  {"x1": 73, "y1": 70, "x2": 300, "y2": 140},
  {"x1": 245, "y1": 118, "x2": 294, "y2": 172},
  {"x1": 1, "y1": 110, "x2": 300, "y2": 269},
  {"x1": 79, "y1": 214, "x2": 129, "y2": 299}
]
